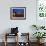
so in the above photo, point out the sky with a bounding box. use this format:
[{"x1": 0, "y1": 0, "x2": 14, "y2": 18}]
[{"x1": 13, "y1": 9, "x2": 24, "y2": 14}]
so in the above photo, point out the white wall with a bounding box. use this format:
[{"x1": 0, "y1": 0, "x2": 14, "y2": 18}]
[{"x1": 0, "y1": 0, "x2": 37, "y2": 42}]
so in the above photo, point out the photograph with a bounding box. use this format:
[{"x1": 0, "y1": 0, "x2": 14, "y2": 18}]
[{"x1": 10, "y1": 7, "x2": 26, "y2": 20}]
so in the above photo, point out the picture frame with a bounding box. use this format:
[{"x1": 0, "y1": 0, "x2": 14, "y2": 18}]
[
  {"x1": 36, "y1": 0, "x2": 46, "y2": 26},
  {"x1": 10, "y1": 7, "x2": 26, "y2": 20}
]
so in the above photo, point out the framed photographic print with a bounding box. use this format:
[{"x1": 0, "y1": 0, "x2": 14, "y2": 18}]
[
  {"x1": 37, "y1": 0, "x2": 46, "y2": 18},
  {"x1": 36, "y1": 0, "x2": 46, "y2": 26},
  {"x1": 10, "y1": 7, "x2": 26, "y2": 20}
]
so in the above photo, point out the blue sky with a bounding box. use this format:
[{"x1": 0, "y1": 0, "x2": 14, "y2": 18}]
[{"x1": 13, "y1": 9, "x2": 24, "y2": 14}]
